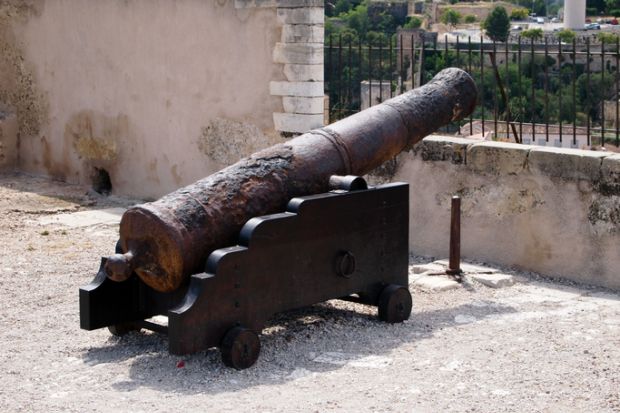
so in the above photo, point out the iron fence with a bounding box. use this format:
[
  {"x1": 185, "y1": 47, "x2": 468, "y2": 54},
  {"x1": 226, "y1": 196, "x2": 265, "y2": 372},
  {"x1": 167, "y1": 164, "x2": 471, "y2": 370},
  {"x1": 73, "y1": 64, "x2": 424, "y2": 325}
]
[{"x1": 325, "y1": 33, "x2": 620, "y2": 150}]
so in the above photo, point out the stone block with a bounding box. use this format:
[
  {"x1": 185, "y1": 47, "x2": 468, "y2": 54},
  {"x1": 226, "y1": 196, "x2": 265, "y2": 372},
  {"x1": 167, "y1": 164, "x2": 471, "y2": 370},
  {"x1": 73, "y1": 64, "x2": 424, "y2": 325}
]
[
  {"x1": 409, "y1": 274, "x2": 461, "y2": 291},
  {"x1": 283, "y1": 64, "x2": 324, "y2": 81},
  {"x1": 433, "y1": 260, "x2": 499, "y2": 274},
  {"x1": 415, "y1": 135, "x2": 475, "y2": 164},
  {"x1": 277, "y1": 7, "x2": 324, "y2": 25},
  {"x1": 282, "y1": 96, "x2": 324, "y2": 114},
  {"x1": 273, "y1": 43, "x2": 323, "y2": 64},
  {"x1": 270, "y1": 81, "x2": 324, "y2": 97},
  {"x1": 235, "y1": 0, "x2": 324, "y2": 8},
  {"x1": 528, "y1": 146, "x2": 609, "y2": 182},
  {"x1": 469, "y1": 273, "x2": 515, "y2": 288},
  {"x1": 282, "y1": 24, "x2": 324, "y2": 43},
  {"x1": 273, "y1": 112, "x2": 324, "y2": 133},
  {"x1": 466, "y1": 141, "x2": 530, "y2": 175},
  {"x1": 409, "y1": 263, "x2": 447, "y2": 274},
  {"x1": 0, "y1": 113, "x2": 18, "y2": 171},
  {"x1": 600, "y1": 154, "x2": 620, "y2": 195}
]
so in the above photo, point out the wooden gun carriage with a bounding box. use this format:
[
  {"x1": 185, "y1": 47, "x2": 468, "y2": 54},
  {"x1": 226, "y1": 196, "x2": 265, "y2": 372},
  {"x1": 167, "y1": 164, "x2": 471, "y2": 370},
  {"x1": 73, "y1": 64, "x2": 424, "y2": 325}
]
[{"x1": 80, "y1": 68, "x2": 477, "y2": 369}]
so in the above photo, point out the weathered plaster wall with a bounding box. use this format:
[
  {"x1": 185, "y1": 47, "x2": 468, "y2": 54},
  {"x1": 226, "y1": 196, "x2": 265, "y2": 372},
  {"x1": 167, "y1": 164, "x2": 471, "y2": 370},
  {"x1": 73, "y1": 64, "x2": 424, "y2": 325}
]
[
  {"x1": 0, "y1": 111, "x2": 18, "y2": 171},
  {"x1": 389, "y1": 136, "x2": 620, "y2": 289},
  {"x1": 0, "y1": 0, "x2": 309, "y2": 198}
]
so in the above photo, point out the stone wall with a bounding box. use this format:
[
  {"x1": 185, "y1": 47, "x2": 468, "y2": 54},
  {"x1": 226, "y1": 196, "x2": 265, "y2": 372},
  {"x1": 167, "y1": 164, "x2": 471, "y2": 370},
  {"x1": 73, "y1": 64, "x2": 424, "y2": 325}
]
[
  {"x1": 389, "y1": 136, "x2": 620, "y2": 289},
  {"x1": 235, "y1": 0, "x2": 325, "y2": 134},
  {"x1": 0, "y1": 1, "x2": 325, "y2": 198}
]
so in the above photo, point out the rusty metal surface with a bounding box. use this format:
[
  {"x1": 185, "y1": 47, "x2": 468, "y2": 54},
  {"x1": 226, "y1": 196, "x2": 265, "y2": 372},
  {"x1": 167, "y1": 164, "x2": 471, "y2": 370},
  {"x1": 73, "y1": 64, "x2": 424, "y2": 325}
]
[
  {"x1": 446, "y1": 196, "x2": 462, "y2": 277},
  {"x1": 106, "y1": 68, "x2": 477, "y2": 292}
]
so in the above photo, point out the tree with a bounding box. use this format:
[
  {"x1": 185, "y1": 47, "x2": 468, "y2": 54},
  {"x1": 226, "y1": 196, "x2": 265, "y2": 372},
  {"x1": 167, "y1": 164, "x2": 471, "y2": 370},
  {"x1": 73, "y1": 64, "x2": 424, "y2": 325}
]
[
  {"x1": 334, "y1": 0, "x2": 353, "y2": 15},
  {"x1": 521, "y1": 28, "x2": 543, "y2": 40},
  {"x1": 606, "y1": 0, "x2": 620, "y2": 14},
  {"x1": 464, "y1": 14, "x2": 477, "y2": 23},
  {"x1": 403, "y1": 16, "x2": 422, "y2": 29},
  {"x1": 510, "y1": 8, "x2": 529, "y2": 20},
  {"x1": 441, "y1": 8, "x2": 462, "y2": 29},
  {"x1": 482, "y1": 6, "x2": 510, "y2": 42},
  {"x1": 557, "y1": 29, "x2": 576, "y2": 43},
  {"x1": 598, "y1": 31, "x2": 619, "y2": 44}
]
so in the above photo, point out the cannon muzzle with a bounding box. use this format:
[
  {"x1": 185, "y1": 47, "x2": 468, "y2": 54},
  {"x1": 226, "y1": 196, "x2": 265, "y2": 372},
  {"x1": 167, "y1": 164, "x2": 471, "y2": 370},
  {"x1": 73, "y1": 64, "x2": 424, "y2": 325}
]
[{"x1": 106, "y1": 68, "x2": 477, "y2": 292}]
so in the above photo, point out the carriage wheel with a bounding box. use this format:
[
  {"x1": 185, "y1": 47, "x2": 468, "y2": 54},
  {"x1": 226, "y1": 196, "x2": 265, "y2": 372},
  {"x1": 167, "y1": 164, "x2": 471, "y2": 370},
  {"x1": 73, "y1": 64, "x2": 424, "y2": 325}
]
[
  {"x1": 108, "y1": 322, "x2": 140, "y2": 336},
  {"x1": 378, "y1": 284, "x2": 412, "y2": 323},
  {"x1": 221, "y1": 326, "x2": 261, "y2": 370}
]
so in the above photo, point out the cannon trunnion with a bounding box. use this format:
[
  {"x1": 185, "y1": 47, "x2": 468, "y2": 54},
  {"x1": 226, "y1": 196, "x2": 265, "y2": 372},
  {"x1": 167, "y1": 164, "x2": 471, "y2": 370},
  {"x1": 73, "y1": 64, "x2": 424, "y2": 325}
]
[{"x1": 80, "y1": 177, "x2": 411, "y2": 369}]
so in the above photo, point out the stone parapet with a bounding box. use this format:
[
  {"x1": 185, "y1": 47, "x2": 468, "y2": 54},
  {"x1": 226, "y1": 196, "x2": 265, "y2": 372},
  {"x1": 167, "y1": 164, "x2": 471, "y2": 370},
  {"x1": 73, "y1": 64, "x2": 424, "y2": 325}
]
[
  {"x1": 528, "y1": 147, "x2": 609, "y2": 182},
  {"x1": 390, "y1": 136, "x2": 620, "y2": 290},
  {"x1": 467, "y1": 141, "x2": 530, "y2": 175}
]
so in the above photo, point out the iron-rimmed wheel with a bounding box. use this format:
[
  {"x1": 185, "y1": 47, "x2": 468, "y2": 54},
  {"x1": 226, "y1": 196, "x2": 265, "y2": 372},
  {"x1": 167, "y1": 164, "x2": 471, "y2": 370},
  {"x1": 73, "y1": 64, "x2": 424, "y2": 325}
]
[
  {"x1": 108, "y1": 322, "x2": 140, "y2": 336},
  {"x1": 221, "y1": 326, "x2": 261, "y2": 370},
  {"x1": 378, "y1": 284, "x2": 412, "y2": 323}
]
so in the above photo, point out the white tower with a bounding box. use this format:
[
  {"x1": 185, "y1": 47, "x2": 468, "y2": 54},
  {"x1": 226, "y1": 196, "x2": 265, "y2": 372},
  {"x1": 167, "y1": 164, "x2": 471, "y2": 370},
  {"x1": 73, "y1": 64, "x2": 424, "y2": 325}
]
[{"x1": 564, "y1": 0, "x2": 586, "y2": 30}]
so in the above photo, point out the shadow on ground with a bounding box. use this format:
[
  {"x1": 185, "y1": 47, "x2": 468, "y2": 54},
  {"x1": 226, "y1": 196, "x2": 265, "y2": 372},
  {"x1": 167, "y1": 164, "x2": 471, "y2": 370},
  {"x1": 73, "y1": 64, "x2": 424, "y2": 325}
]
[{"x1": 81, "y1": 297, "x2": 518, "y2": 395}]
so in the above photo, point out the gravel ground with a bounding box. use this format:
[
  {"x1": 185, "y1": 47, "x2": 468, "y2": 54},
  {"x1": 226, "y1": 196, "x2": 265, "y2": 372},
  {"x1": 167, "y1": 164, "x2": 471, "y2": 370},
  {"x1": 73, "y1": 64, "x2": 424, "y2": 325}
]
[{"x1": 0, "y1": 172, "x2": 619, "y2": 413}]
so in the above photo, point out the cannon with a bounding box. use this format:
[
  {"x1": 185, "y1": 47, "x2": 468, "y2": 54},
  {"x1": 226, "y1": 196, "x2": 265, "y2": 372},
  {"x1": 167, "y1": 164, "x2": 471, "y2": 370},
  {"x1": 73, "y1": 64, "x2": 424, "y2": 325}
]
[{"x1": 80, "y1": 68, "x2": 477, "y2": 369}]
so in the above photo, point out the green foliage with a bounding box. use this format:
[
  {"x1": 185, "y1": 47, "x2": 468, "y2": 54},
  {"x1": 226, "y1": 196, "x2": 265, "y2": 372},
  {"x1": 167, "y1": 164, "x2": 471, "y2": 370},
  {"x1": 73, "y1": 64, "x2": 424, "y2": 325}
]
[
  {"x1": 547, "y1": 4, "x2": 560, "y2": 16},
  {"x1": 598, "y1": 32, "x2": 620, "y2": 43},
  {"x1": 557, "y1": 29, "x2": 576, "y2": 43},
  {"x1": 521, "y1": 28, "x2": 543, "y2": 40},
  {"x1": 530, "y1": 0, "x2": 546, "y2": 16},
  {"x1": 464, "y1": 14, "x2": 477, "y2": 23},
  {"x1": 589, "y1": 0, "x2": 606, "y2": 14},
  {"x1": 326, "y1": 1, "x2": 408, "y2": 43},
  {"x1": 403, "y1": 16, "x2": 423, "y2": 29},
  {"x1": 335, "y1": 0, "x2": 353, "y2": 15},
  {"x1": 577, "y1": 73, "x2": 615, "y2": 119},
  {"x1": 510, "y1": 8, "x2": 529, "y2": 20},
  {"x1": 483, "y1": 6, "x2": 510, "y2": 42},
  {"x1": 441, "y1": 8, "x2": 462, "y2": 28}
]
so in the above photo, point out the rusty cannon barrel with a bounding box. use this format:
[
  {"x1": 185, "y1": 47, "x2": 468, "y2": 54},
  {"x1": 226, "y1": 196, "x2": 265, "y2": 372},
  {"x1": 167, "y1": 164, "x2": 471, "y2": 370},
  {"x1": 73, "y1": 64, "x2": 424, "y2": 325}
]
[{"x1": 105, "y1": 68, "x2": 477, "y2": 292}]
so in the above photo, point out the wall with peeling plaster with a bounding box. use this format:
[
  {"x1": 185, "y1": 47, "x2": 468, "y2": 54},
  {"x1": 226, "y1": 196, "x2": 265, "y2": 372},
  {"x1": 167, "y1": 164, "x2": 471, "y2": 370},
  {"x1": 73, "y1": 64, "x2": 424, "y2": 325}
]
[
  {"x1": 0, "y1": 0, "x2": 286, "y2": 198},
  {"x1": 387, "y1": 136, "x2": 620, "y2": 290}
]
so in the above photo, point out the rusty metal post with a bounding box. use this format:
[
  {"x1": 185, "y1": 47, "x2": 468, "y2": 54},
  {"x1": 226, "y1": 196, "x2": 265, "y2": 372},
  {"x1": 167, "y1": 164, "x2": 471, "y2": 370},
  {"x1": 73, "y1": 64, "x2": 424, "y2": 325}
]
[
  {"x1": 106, "y1": 68, "x2": 478, "y2": 292},
  {"x1": 446, "y1": 196, "x2": 462, "y2": 277}
]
